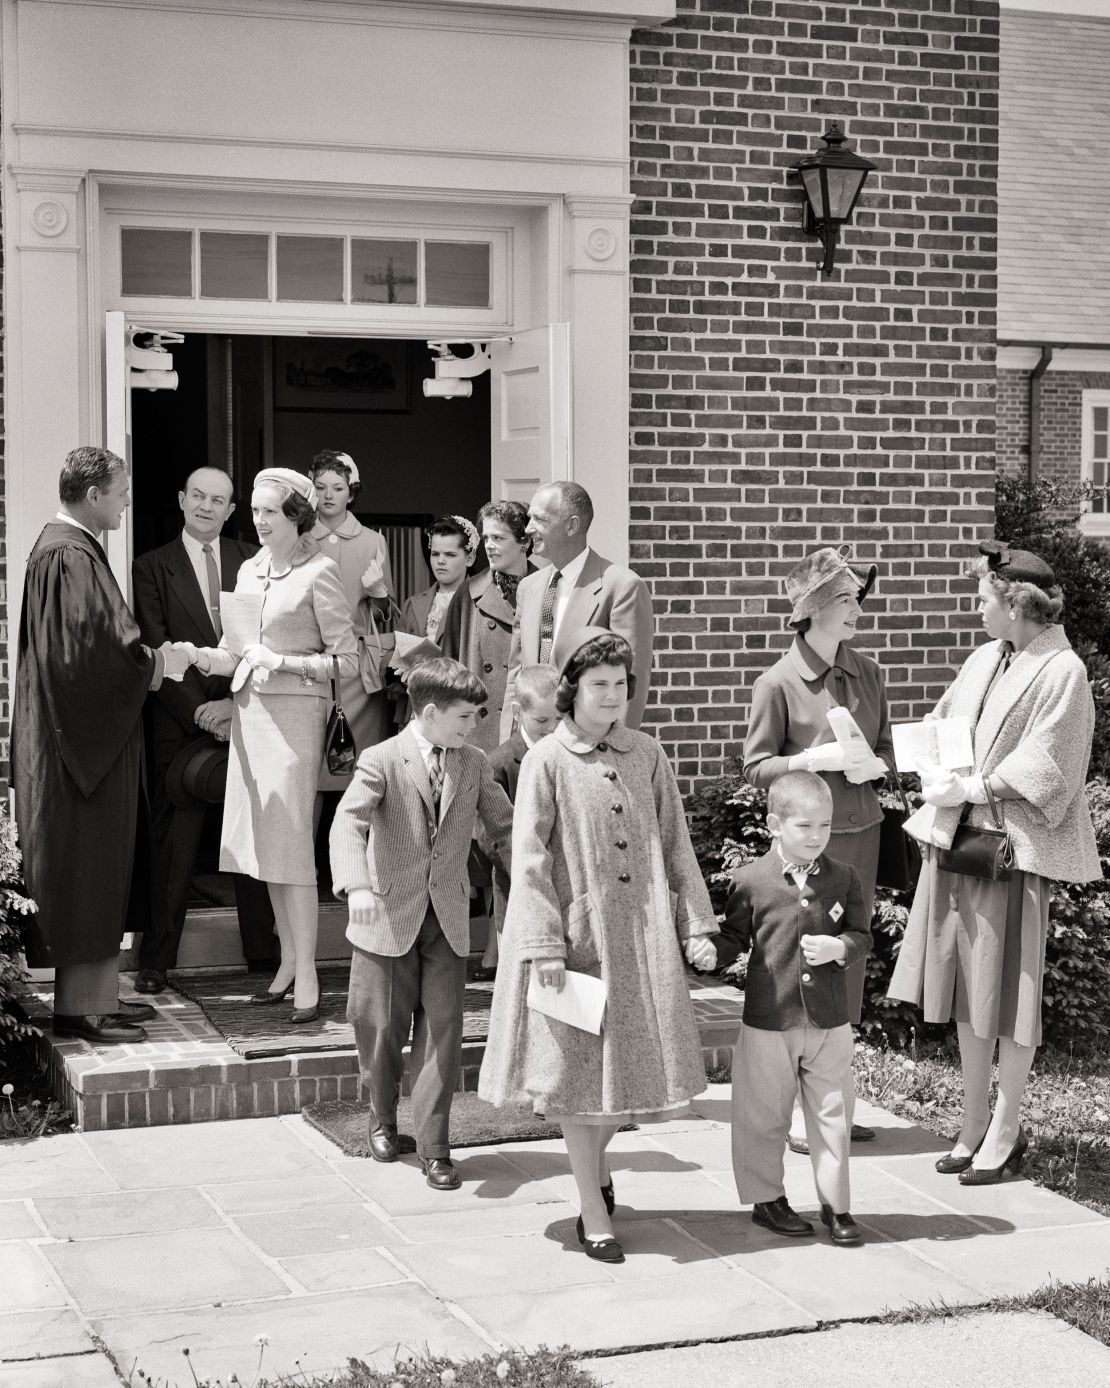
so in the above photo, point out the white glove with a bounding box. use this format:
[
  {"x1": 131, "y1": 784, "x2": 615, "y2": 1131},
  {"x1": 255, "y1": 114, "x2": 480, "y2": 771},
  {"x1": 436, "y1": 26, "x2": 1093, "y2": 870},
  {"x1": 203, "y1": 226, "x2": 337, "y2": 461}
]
[
  {"x1": 920, "y1": 769, "x2": 968, "y2": 808},
  {"x1": 684, "y1": 936, "x2": 717, "y2": 971},
  {"x1": 806, "y1": 741, "x2": 869, "y2": 774},
  {"x1": 159, "y1": 641, "x2": 189, "y2": 682},
  {"x1": 844, "y1": 754, "x2": 888, "y2": 785},
  {"x1": 241, "y1": 643, "x2": 283, "y2": 673},
  {"x1": 360, "y1": 555, "x2": 390, "y2": 598}
]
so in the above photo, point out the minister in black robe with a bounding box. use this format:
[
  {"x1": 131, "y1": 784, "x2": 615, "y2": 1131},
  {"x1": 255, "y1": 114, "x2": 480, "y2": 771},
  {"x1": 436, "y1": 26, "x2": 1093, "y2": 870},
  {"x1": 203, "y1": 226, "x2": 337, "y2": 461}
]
[{"x1": 12, "y1": 446, "x2": 184, "y2": 1043}]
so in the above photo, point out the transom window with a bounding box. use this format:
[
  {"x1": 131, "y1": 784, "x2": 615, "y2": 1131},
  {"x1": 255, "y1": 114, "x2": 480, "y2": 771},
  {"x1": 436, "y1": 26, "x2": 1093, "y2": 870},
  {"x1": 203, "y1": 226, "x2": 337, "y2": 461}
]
[{"x1": 120, "y1": 227, "x2": 492, "y2": 310}]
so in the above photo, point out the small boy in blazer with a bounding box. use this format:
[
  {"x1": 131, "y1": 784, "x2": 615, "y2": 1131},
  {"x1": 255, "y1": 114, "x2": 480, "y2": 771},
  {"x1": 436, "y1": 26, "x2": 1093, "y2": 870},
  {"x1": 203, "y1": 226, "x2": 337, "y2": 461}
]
[
  {"x1": 717, "y1": 770, "x2": 872, "y2": 1244},
  {"x1": 331, "y1": 658, "x2": 513, "y2": 1191},
  {"x1": 487, "y1": 664, "x2": 560, "y2": 803}
]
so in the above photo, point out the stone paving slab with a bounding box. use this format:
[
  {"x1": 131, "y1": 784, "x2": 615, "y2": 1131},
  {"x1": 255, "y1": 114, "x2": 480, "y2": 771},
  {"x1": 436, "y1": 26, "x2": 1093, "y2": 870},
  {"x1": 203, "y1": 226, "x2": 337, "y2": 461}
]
[
  {"x1": 2, "y1": 1355, "x2": 123, "y2": 1387},
  {"x1": 0, "y1": 1307, "x2": 97, "y2": 1360},
  {"x1": 33, "y1": 1186, "x2": 221, "y2": 1240},
  {"x1": 592, "y1": 1311, "x2": 1110, "y2": 1388},
  {"x1": 0, "y1": 1201, "x2": 45, "y2": 1241}
]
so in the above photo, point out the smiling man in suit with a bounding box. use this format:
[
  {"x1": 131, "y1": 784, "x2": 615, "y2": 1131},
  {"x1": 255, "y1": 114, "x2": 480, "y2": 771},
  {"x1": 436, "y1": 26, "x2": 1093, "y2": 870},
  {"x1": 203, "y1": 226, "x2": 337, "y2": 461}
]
[
  {"x1": 130, "y1": 466, "x2": 276, "y2": 993},
  {"x1": 501, "y1": 481, "x2": 654, "y2": 739}
]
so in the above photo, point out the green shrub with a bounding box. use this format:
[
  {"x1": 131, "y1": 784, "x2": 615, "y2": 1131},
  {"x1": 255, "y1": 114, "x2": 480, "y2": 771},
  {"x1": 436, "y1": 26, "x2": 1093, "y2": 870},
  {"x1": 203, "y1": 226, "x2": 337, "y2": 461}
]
[
  {"x1": 684, "y1": 772, "x2": 1110, "y2": 1046},
  {"x1": 0, "y1": 807, "x2": 39, "y2": 1066}
]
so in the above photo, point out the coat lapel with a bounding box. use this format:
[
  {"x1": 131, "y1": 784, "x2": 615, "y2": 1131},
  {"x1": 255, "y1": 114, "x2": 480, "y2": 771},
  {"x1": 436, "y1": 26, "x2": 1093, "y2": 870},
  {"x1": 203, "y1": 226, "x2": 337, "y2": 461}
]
[
  {"x1": 170, "y1": 536, "x2": 219, "y2": 643},
  {"x1": 439, "y1": 746, "x2": 464, "y2": 820},
  {"x1": 399, "y1": 726, "x2": 436, "y2": 820},
  {"x1": 560, "y1": 548, "x2": 607, "y2": 634},
  {"x1": 474, "y1": 573, "x2": 515, "y2": 627},
  {"x1": 973, "y1": 627, "x2": 1070, "y2": 765},
  {"x1": 520, "y1": 572, "x2": 544, "y2": 662}
]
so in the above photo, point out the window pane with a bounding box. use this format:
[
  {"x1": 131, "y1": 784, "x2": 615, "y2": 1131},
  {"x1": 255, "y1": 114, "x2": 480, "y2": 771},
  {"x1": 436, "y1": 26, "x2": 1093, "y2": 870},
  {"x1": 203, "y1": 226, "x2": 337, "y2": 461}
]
[
  {"x1": 275, "y1": 235, "x2": 344, "y2": 302},
  {"x1": 351, "y1": 239, "x2": 418, "y2": 305},
  {"x1": 200, "y1": 232, "x2": 269, "y2": 299},
  {"x1": 425, "y1": 241, "x2": 490, "y2": 308},
  {"x1": 121, "y1": 228, "x2": 193, "y2": 297}
]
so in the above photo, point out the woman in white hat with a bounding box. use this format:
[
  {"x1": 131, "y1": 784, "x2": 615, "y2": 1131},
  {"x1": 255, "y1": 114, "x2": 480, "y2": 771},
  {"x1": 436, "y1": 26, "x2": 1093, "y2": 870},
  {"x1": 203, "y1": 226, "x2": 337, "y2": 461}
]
[
  {"x1": 308, "y1": 450, "x2": 396, "y2": 773},
  {"x1": 743, "y1": 546, "x2": 893, "y2": 1150},
  {"x1": 179, "y1": 467, "x2": 358, "y2": 1023}
]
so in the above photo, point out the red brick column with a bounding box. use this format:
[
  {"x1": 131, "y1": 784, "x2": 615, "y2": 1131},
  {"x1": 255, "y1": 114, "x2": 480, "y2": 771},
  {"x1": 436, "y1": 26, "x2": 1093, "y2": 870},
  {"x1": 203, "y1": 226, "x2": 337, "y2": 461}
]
[{"x1": 629, "y1": 0, "x2": 999, "y2": 784}]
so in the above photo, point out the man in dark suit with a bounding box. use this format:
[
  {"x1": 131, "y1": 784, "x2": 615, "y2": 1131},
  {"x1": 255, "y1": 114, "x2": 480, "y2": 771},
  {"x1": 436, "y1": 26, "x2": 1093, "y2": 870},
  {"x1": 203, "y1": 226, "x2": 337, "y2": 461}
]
[
  {"x1": 500, "y1": 482, "x2": 654, "y2": 740},
  {"x1": 131, "y1": 466, "x2": 276, "y2": 993}
]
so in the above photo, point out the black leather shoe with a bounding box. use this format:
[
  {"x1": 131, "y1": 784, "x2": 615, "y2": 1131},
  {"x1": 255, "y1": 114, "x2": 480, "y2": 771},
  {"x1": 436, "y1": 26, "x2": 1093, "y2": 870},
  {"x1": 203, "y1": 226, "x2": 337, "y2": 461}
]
[
  {"x1": 786, "y1": 1134, "x2": 809, "y2": 1155},
  {"x1": 751, "y1": 1196, "x2": 814, "y2": 1237},
  {"x1": 134, "y1": 969, "x2": 167, "y2": 994},
  {"x1": 820, "y1": 1204, "x2": 862, "y2": 1245},
  {"x1": 935, "y1": 1128, "x2": 987, "y2": 1175},
  {"x1": 115, "y1": 1001, "x2": 156, "y2": 1023},
  {"x1": 368, "y1": 1123, "x2": 400, "y2": 1163},
  {"x1": 575, "y1": 1215, "x2": 624, "y2": 1263},
  {"x1": 958, "y1": 1127, "x2": 1029, "y2": 1186},
  {"x1": 53, "y1": 1014, "x2": 148, "y2": 1044},
  {"x1": 851, "y1": 1123, "x2": 876, "y2": 1143},
  {"x1": 421, "y1": 1157, "x2": 462, "y2": 1191},
  {"x1": 250, "y1": 982, "x2": 293, "y2": 1005},
  {"x1": 290, "y1": 1001, "x2": 321, "y2": 1024}
]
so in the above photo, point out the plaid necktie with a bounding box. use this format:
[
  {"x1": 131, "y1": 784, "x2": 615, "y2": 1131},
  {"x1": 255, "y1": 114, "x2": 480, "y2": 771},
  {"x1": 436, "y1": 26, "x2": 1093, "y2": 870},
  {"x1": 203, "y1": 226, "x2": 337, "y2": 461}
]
[
  {"x1": 428, "y1": 746, "x2": 444, "y2": 812},
  {"x1": 538, "y1": 569, "x2": 562, "y2": 664},
  {"x1": 202, "y1": 543, "x2": 223, "y2": 640}
]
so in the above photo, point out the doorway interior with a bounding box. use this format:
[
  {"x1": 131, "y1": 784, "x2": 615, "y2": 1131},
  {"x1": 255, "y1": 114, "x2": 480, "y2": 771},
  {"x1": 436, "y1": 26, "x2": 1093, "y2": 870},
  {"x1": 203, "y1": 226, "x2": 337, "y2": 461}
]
[{"x1": 128, "y1": 332, "x2": 492, "y2": 966}]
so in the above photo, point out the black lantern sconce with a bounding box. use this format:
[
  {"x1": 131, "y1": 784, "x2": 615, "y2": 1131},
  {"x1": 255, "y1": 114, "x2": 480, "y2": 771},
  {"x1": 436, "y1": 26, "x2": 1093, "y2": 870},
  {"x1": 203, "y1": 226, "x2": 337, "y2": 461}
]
[{"x1": 791, "y1": 122, "x2": 876, "y2": 276}]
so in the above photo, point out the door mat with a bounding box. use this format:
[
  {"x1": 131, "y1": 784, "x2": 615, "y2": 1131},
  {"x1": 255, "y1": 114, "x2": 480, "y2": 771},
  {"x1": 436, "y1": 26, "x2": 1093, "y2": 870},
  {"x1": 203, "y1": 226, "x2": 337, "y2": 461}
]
[
  {"x1": 302, "y1": 1092, "x2": 637, "y2": 1158},
  {"x1": 169, "y1": 962, "x2": 496, "y2": 1060}
]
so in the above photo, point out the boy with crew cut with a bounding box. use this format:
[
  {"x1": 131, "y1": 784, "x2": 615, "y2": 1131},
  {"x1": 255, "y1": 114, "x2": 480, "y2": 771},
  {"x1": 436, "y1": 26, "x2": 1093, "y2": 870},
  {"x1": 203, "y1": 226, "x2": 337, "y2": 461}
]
[
  {"x1": 331, "y1": 657, "x2": 513, "y2": 1191},
  {"x1": 717, "y1": 771, "x2": 871, "y2": 1245}
]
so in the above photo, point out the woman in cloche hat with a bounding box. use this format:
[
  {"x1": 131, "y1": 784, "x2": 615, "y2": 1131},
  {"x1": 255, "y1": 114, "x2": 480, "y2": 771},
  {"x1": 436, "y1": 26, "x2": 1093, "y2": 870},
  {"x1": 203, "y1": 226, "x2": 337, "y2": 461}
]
[
  {"x1": 479, "y1": 627, "x2": 718, "y2": 1266},
  {"x1": 743, "y1": 546, "x2": 893, "y2": 1152},
  {"x1": 888, "y1": 541, "x2": 1099, "y2": 1185}
]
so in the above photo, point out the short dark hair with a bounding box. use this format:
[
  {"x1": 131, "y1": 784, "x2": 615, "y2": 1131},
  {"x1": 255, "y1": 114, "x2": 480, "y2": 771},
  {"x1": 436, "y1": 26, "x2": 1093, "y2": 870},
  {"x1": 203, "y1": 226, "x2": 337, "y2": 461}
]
[
  {"x1": 768, "y1": 770, "x2": 833, "y2": 820},
  {"x1": 59, "y1": 446, "x2": 127, "y2": 505},
  {"x1": 281, "y1": 491, "x2": 317, "y2": 535},
  {"x1": 426, "y1": 516, "x2": 469, "y2": 549},
  {"x1": 555, "y1": 632, "x2": 635, "y2": 716},
  {"x1": 309, "y1": 450, "x2": 360, "y2": 504},
  {"x1": 478, "y1": 499, "x2": 530, "y2": 549},
  {"x1": 545, "y1": 480, "x2": 594, "y2": 532},
  {"x1": 408, "y1": 657, "x2": 488, "y2": 712},
  {"x1": 181, "y1": 466, "x2": 235, "y2": 500}
]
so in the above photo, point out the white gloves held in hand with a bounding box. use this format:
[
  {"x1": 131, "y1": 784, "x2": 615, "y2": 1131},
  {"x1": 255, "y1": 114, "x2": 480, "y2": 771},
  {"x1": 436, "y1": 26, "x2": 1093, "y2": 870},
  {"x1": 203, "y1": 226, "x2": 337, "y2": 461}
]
[
  {"x1": 684, "y1": 936, "x2": 717, "y2": 971},
  {"x1": 917, "y1": 762, "x2": 988, "y2": 808},
  {"x1": 806, "y1": 740, "x2": 875, "y2": 775},
  {"x1": 360, "y1": 556, "x2": 390, "y2": 598}
]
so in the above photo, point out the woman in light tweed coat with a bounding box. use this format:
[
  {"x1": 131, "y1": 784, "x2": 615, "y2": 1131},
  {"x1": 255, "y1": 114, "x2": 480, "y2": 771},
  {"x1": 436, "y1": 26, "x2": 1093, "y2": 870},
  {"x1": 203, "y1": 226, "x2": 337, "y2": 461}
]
[
  {"x1": 889, "y1": 541, "x2": 1099, "y2": 1185},
  {"x1": 182, "y1": 469, "x2": 357, "y2": 1023},
  {"x1": 479, "y1": 628, "x2": 717, "y2": 1265}
]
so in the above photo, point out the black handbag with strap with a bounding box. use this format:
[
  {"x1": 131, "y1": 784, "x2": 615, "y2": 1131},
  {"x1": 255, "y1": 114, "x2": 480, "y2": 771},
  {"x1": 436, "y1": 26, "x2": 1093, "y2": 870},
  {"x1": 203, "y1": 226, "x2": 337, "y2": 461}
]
[
  {"x1": 936, "y1": 777, "x2": 1014, "y2": 882},
  {"x1": 876, "y1": 770, "x2": 923, "y2": 894},
  {"x1": 324, "y1": 656, "x2": 356, "y2": 778}
]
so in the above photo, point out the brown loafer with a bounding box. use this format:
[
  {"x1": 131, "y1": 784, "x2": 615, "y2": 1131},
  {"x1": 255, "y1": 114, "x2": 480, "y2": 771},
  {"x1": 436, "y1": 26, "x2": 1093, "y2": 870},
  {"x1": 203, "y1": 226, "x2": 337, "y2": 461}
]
[
  {"x1": 368, "y1": 1123, "x2": 400, "y2": 1163},
  {"x1": 421, "y1": 1157, "x2": 461, "y2": 1191},
  {"x1": 53, "y1": 1014, "x2": 148, "y2": 1044}
]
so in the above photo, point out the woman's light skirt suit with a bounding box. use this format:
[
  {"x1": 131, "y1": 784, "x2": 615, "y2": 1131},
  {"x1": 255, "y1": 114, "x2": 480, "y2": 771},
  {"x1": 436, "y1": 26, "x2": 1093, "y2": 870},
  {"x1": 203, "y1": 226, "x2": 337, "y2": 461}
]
[
  {"x1": 744, "y1": 635, "x2": 894, "y2": 1023},
  {"x1": 888, "y1": 628, "x2": 1100, "y2": 1049},
  {"x1": 479, "y1": 720, "x2": 718, "y2": 1122},
  {"x1": 310, "y1": 516, "x2": 395, "y2": 789},
  {"x1": 207, "y1": 540, "x2": 358, "y2": 886}
]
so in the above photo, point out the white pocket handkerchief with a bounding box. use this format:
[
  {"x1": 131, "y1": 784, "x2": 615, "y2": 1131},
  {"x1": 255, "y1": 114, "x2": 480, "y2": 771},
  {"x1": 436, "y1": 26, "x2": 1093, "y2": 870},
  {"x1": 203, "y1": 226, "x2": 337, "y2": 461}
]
[{"x1": 828, "y1": 901, "x2": 844, "y2": 922}]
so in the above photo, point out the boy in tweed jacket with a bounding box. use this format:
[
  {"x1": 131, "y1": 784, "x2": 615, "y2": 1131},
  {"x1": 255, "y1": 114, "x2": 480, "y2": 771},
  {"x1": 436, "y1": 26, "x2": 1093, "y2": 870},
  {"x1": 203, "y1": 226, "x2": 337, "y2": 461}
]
[
  {"x1": 718, "y1": 771, "x2": 871, "y2": 1245},
  {"x1": 330, "y1": 658, "x2": 513, "y2": 1190}
]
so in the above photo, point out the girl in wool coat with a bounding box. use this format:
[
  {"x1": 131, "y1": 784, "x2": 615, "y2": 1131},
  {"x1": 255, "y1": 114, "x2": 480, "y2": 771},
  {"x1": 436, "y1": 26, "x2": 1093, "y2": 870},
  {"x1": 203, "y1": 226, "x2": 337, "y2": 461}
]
[
  {"x1": 479, "y1": 627, "x2": 718, "y2": 1264},
  {"x1": 888, "y1": 541, "x2": 1099, "y2": 1185}
]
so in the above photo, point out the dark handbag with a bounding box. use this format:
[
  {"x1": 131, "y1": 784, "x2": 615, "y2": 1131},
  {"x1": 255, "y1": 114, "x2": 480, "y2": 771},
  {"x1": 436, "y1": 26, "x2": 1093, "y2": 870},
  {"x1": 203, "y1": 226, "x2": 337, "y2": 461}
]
[
  {"x1": 876, "y1": 772, "x2": 923, "y2": 894},
  {"x1": 936, "y1": 777, "x2": 1014, "y2": 882},
  {"x1": 324, "y1": 656, "x2": 356, "y2": 778}
]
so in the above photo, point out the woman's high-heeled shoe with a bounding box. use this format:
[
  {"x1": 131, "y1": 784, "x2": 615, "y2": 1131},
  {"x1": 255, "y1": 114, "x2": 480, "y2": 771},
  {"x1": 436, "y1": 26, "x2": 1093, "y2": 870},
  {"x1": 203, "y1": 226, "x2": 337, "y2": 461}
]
[
  {"x1": 958, "y1": 1127, "x2": 1029, "y2": 1186},
  {"x1": 250, "y1": 980, "x2": 293, "y2": 1006},
  {"x1": 600, "y1": 1179, "x2": 616, "y2": 1216},
  {"x1": 935, "y1": 1126, "x2": 988, "y2": 1175},
  {"x1": 575, "y1": 1215, "x2": 624, "y2": 1263}
]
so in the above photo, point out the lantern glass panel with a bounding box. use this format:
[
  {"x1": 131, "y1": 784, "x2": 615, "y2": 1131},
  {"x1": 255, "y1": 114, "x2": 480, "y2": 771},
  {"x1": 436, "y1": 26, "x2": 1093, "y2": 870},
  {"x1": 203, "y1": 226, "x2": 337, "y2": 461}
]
[
  {"x1": 826, "y1": 167, "x2": 866, "y2": 220},
  {"x1": 801, "y1": 168, "x2": 826, "y2": 220}
]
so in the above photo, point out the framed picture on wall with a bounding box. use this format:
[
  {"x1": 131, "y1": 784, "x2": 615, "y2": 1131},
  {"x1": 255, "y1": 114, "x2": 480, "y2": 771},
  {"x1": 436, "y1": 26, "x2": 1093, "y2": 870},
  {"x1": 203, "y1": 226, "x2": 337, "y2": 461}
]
[{"x1": 274, "y1": 338, "x2": 411, "y2": 412}]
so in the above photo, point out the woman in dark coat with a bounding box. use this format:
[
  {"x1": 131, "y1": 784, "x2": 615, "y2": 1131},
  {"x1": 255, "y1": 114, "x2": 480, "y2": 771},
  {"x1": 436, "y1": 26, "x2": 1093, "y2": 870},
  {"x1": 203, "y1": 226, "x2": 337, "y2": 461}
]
[{"x1": 480, "y1": 628, "x2": 717, "y2": 1265}]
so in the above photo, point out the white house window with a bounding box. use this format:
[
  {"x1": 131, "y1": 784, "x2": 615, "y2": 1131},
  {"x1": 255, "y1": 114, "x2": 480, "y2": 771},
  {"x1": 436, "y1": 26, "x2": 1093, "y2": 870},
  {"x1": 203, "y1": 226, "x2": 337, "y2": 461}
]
[{"x1": 1081, "y1": 390, "x2": 1110, "y2": 536}]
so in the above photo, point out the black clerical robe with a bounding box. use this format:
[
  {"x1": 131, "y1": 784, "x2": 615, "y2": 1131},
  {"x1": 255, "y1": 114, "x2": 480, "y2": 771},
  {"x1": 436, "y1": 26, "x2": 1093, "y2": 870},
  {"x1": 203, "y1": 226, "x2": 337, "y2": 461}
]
[{"x1": 12, "y1": 522, "x2": 155, "y2": 967}]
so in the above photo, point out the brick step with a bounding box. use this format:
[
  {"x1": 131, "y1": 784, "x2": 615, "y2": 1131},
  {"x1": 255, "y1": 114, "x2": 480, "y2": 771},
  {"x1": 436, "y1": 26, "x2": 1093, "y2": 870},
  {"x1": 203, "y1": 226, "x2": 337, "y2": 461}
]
[{"x1": 24, "y1": 975, "x2": 744, "y2": 1133}]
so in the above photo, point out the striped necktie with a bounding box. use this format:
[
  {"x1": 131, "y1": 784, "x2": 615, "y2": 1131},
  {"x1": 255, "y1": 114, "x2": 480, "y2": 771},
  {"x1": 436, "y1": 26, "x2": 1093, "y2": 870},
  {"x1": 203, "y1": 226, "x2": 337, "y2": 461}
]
[
  {"x1": 202, "y1": 543, "x2": 223, "y2": 640},
  {"x1": 428, "y1": 746, "x2": 444, "y2": 812},
  {"x1": 538, "y1": 569, "x2": 562, "y2": 664}
]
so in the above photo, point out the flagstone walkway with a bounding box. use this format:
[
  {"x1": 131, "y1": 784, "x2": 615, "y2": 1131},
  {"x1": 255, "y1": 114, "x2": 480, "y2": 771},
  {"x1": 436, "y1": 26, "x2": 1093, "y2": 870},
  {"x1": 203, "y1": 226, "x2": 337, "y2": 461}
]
[{"x1": 2, "y1": 1087, "x2": 1108, "y2": 1386}]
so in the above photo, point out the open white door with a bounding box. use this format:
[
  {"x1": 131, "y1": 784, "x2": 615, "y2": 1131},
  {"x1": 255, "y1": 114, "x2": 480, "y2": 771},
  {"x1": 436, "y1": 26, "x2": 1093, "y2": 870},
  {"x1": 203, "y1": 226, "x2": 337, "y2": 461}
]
[
  {"x1": 104, "y1": 310, "x2": 134, "y2": 600},
  {"x1": 489, "y1": 324, "x2": 571, "y2": 505}
]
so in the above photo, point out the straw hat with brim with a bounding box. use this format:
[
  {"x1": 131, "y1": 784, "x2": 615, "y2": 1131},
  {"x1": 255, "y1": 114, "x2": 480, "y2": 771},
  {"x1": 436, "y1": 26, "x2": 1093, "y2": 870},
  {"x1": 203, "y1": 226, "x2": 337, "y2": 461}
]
[
  {"x1": 552, "y1": 624, "x2": 626, "y2": 681},
  {"x1": 785, "y1": 546, "x2": 877, "y2": 629},
  {"x1": 166, "y1": 734, "x2": 230, "y2": 810}
]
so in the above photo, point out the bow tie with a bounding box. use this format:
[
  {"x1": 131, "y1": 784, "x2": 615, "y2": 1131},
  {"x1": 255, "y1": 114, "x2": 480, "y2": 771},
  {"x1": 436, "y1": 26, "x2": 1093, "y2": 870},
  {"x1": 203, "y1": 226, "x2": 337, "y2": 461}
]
[{"x1": 782, "y1": 859, "x2": 820, "y2": 878}]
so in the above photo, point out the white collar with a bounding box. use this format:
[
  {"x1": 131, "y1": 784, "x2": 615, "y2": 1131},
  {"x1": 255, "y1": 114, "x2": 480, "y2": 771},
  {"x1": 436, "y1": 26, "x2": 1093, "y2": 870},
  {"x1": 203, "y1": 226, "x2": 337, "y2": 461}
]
[
  {"x1": 553, "y1": 547, "x2": 589, "y2": 586},
  {"x1": 181, "y1": 528, "x2": 220, "y2": 559},
  {"x1": 55, "y1": 510, "x2": 100, "y2": 541},
  {"x1": 409, "y1": 723, "x2": 444, "y2": 767}
]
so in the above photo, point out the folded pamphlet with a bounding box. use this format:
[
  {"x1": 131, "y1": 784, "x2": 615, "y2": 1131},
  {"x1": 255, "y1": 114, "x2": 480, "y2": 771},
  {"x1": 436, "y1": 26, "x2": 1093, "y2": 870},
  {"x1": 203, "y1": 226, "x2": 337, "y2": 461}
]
[
  {"x1": 526, "y1": 969, "x2": 607, "y2": 1035},
  {"x1": 892, "y1": 716, "x2": 974, "y2": 773},
  {"x1": 389, "y1": 631, "x2": 442, "y2": 674}
]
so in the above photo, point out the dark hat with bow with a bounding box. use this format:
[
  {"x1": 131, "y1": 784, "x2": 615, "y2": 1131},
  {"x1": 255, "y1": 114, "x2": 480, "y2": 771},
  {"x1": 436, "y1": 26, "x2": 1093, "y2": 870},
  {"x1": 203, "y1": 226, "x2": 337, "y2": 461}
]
[
  {"x1": 165, "y1": 734, "x2": 230, "y2": 810},
  {"x1": 978, "y1": 540, "x2": 1056, "y2": 587}
]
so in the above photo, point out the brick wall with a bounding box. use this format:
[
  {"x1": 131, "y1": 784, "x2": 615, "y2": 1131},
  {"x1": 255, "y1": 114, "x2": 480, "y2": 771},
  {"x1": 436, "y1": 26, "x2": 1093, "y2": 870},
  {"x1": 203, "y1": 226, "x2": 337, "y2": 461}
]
[
  {"x1": 629, "y1": 0, "x2": 999, "y2": 784},
  {"x1": 997, "y1": 367, "x2": 1110, "y2": 482},
  {"x1": 0, "y1": 91, "x2": 6, "y2": 793}
]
